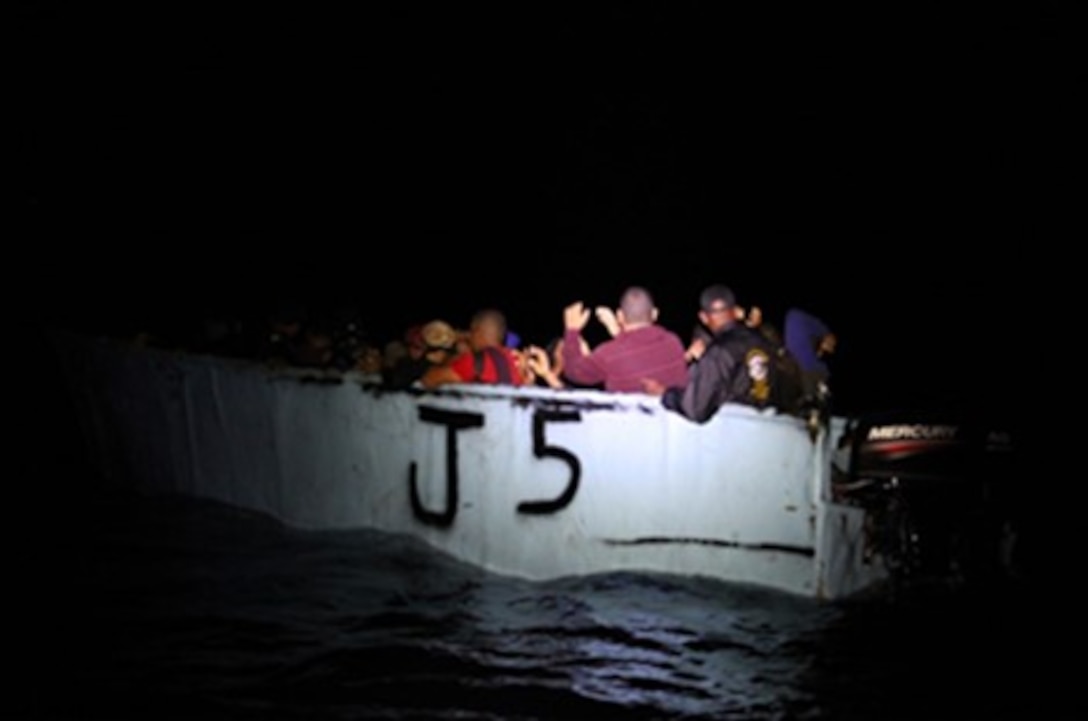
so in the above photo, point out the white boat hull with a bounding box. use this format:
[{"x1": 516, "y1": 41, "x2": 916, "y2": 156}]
[{"x1": 52, "y1": 331, "x2": 888, "y2": 599}]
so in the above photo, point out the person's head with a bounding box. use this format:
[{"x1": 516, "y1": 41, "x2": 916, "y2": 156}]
[
  {"x1": 616, "y1": 286, "x2": 658, "y2": 330},
  {"x1": 292, "y1": 322, "x2": 334, "y2": 367},
  {"x1": 421, "y1": 319, "x2": 459, "y2": 364},
  {"x1": 356, "y1": 344, "x2": 383, "y2": 375},
  {"x1": 468, "y1": 309, "x2": 507, "y2": 351},
  {"x1": 817, "y1": 332, "x2": 837, "y2": 358},
  {"x1": 383, "y1": 339, "x2": 408, "y2": 369},
  {"x1": 698, "y1": 284, "x2": 738, "y2": 334}
]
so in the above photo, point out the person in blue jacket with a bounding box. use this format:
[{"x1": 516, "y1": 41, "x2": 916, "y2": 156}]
[{"x1": 783, "y1": 307, "x2": 837, "y2": 401}]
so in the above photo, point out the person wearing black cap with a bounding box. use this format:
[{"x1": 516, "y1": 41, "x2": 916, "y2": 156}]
[{"x1": 642, "y1": 284, "x2": 786, "y2": 424}]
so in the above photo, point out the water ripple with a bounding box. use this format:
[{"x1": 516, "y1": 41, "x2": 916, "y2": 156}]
[{"x1": 21, "y1": 492, "x2": 1065, "y2": 720}]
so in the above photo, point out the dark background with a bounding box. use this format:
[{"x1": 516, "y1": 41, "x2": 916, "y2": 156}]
[
  {"x1": 16, "y1": 4, "x2": 1079, "y2": 417},
  {"x1": 9, "y1": 8, "x2": 1083, "y2": 690}
]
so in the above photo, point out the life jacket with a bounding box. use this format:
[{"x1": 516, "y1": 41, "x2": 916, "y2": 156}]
[{"x1": 472, "y1": 346, "x2": 515, "y2": 384}]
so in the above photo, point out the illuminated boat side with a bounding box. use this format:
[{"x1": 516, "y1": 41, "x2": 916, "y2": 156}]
[{"x1": 51, "y1": 330, "x2": 888, "y2": 600}]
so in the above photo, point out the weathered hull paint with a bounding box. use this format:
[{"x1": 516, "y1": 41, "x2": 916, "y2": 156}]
[{"x1": 52, "y1": 331, "x2": 888, "y2": 599}]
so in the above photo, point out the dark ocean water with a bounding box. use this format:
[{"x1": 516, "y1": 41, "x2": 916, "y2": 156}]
[{"x1": 12, "y1": 481, "x2": 1076, "y2": 721}]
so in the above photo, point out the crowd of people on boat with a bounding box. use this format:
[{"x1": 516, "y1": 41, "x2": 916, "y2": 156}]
[{"x1": 133, "y1": 284, "x2": 837, "y2": 425}]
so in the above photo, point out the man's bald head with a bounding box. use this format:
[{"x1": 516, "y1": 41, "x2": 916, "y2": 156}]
[{"x1": 618, "y1": 286, "x2": 657, "y2": 327}]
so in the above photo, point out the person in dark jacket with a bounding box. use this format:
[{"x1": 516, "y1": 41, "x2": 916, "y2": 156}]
[
  {"x1": 643, "y1": 284, "x2": 784, "y2": 424},
  {"x1": 783, "y1": 306, "x2": 836, "y2": 401}
]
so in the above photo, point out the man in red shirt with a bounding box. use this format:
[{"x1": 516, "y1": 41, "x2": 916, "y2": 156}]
[
  {"x1": 421, "y1": 309, "x2": 525, "y2": 388},
  {"x1": 560, "y1": 286, "x2": 688, "y2": 394}
]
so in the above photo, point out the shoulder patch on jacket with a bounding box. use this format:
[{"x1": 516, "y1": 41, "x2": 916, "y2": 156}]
[{"x1": 745, "y1": 347, "x2": 771, "y2": 403}]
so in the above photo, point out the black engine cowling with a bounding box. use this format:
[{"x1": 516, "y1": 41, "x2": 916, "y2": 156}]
[{"x1": 835, "y1": 409, "x2": 1018, "y2": 586}]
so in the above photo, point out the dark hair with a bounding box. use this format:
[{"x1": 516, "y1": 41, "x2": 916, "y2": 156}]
[{"x1": 699, "y1": 284, "x2": 736, "y2": 312}]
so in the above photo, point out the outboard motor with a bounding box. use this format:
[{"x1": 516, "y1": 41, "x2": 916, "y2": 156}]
[{"x1": 836, "y1": 409, "x2": 1017, "y2": 588}]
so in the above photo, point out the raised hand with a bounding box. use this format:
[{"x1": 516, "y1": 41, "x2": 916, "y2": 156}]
[
  {"x1": 684, "y1": 337, "x2": 706, "y2": 363},
  {"x1": 525, "y1": 345, "x2": 552, "y2": 375},
  {"x1": 564, "y1": 301, "x2": 591, "y2": 332},
  {"x1": 509, "y1": 348, "x2": 533, "y2": 384},
  {"x1": 526, "y1": 345, "x2": 563, "y2": 389},
  {"x1": 594, "y1": 306, "x2": 621, "y2": 337}
]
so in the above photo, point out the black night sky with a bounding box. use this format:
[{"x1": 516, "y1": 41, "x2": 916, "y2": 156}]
[{"x1": 17, "y1": 4, "x2": 1079, "y2": 417}]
